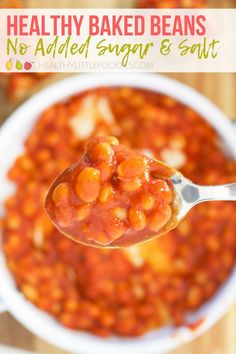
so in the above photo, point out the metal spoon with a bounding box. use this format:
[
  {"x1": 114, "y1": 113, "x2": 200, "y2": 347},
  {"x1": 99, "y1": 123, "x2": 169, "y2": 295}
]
[
  {"x1": 171, "y1": 172, "x2": 236, "y2": 222},
  {"x1": 45, "y1": 134, "x2": 236, "y2": 248}
]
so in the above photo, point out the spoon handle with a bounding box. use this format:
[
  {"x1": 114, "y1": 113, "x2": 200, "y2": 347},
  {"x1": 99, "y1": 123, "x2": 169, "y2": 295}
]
[
  {"x1": 171, "y1": 175, "x2": 236, "y2": 221},
  {"x1": 197, "y1": 183, "x2": 236, "y2": 202}
]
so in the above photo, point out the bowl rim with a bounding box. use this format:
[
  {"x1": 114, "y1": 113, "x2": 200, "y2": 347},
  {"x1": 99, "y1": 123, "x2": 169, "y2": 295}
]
[{"x1": 0, "y1": 73, "x2": 236, "y2": 354}]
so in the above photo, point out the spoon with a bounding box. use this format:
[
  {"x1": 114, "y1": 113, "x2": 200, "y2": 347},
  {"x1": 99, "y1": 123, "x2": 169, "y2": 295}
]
[{"x1": 45, "y1": 136, "x2": 236, "y2": 248}]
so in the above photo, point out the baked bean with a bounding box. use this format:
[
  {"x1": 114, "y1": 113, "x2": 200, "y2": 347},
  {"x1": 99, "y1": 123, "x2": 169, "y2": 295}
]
[
  {"x1": 120, "y1": 178, "x2": 142, "y2": 192},
  {"x1": 113, "y1": 207, "x2": 127, "y2": 221},
  {"x1": 117, "y1": 157, "x2": 147, "y2": 178},
  {"x1": 99, "y1": 185, "x2": 114, "y2": 204},
  {"x1": 148, "y1": 204, "x2": 172, "y2": 232},
  {"x1": 148, "y1": 179, "x2": 173, "y2": 204},
  {"x1": 89, "y1": 142, "x2": 114, "y2": 162},
  {"x1": 133, "y1": 192, "x2": 155, "y2": 211},
  {"x1": 52, "y1": 183, "x2": 70, "y2": 205},
  {"x1": 128, "y1": 207, "x2": 146, "y2": 231},
  {"x1": 75, "y1": 167, "x2": 101, "y2": 203}
]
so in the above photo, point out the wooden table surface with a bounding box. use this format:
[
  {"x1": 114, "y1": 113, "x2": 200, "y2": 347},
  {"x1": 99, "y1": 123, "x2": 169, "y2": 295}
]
[{"x1": 0, "y1": 1, "x2": 236, "y2": 353}]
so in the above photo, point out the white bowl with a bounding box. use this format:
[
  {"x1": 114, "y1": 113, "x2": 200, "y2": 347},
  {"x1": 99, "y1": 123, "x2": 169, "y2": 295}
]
[{"x1": 0, "y1": 74, "x2": 236, "y2": 354}]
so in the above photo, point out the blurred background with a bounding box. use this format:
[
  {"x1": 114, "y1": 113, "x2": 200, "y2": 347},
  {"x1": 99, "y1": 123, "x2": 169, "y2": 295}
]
[{"x1": 0, "y1": 1, "x2": 235, "y2": 354}]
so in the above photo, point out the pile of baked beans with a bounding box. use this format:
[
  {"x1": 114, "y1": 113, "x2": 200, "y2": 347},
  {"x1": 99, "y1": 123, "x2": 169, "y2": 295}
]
[
  {"x1": 46, "y1": 135, "x2": 177, "y2": 247},
  {"x1": 2, "y1": 87, "x2": 236, "y2": 337}
]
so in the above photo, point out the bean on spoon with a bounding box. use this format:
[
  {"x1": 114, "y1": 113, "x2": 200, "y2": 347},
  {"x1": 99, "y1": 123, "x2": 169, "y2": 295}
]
[{"x1": 45, "y1": 136, "x2": 236, "y2": 248}]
